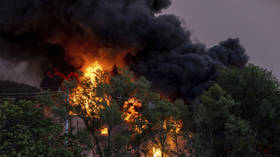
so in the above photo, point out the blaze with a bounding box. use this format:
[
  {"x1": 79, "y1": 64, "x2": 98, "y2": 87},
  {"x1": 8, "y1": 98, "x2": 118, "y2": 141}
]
[
  {"x1": 153, "y1": 147, "x2": 162, "y2": 157},
  {"x1": 123, "y1": 98, "x2": 142, "y2": 122},
  {"x1": 83, "y1": 61, "x2": 103, "y2": 82},
  {"x1": 123, "y1": 98, "x2": 148, "y2": 134},
  {"x1": 65, "y1": 59, "x2": 184, "y2": 155},
  {"x1": 70, "y1": 61, "x2": 109, "y2": 118}
]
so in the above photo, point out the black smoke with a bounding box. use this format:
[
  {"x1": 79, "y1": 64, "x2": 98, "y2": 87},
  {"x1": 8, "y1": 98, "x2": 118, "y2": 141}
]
[
  {"x1": 0, "y1": 0, "x2": 248, "y2": 99},
  {"x1": 129, "y1": 38, "x2": 248, "y2": 100}
]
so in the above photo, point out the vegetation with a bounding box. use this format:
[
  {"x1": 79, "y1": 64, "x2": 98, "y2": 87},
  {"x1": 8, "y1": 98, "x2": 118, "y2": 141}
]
[
  {"x1": 189, "y1": 84, "x2": 257, "y2": 157},
  {"x1": 0, "y1": 99, "x2": 82, "y2": 157},
  {"x1": 50, "y1": 68, "x2": 184, "y2": 157},
  {"x1": 217, "y1": 64, "x2": 280, "y2": 155},
  {"x1": 187, "y1": 64, "x2": 280, "y2": 156},
  {"x1": 1, "y1": 64, "x2": 280, "y2": 157}
]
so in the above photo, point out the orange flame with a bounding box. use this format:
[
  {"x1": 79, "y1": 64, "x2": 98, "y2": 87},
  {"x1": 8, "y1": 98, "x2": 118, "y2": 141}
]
[
  {"x1": 67, "y1": 60, "x2": 184, "y2": 155},
  {"x1": 83, "y1": 61, "x2": 103, "y2": 81},
  {"x1": 101, "y1": 127, "x2": 109, "y2": 136},
  {"x1": 123, "y1": 98, "x2": 142, "y2": 122},
  {"x1": 153, "y1": 147, "x2": 162, "y2": 157},
  {"x1": 70, "y1": 61, "x2": 109, "y2": 118},
  {"x1": 163, "y1": 118, "x2": 183, "y2": 134},
  {"x1": 122, "y1": 98, "x2": 149, "y2": 134}
]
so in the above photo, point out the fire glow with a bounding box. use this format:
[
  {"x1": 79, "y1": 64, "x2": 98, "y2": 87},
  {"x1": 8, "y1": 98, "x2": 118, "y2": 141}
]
[
  {"x1": 67, "y1": 60, "x2": 183, "y2": 156},
  {"x1": 70, "y1": 61, "x2": 108, "y2": 118},
  {"x1": 163, "y1": 118, "x2": 183, "y2": 134},
  {"x1": 123, "y1": 97, "x2": 142, "y2": 122},
  {"x1": 153, "y1": 147, "x2": 162, "y2": 157},
  {"x1": 100, "y1": 127, "x2": 108, "y2": 136}
]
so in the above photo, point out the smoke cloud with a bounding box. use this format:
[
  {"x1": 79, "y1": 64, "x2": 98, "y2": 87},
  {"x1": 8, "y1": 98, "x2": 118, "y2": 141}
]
[
  {"x1": 165, "y1": 0, "x2": 280, "y2": 79},
  {"x1": 0, "y1": 58, "x2": 41, "y2": 86},
  {"x1": 0, "y1": 0, "x2": 248, "y2": 99}
]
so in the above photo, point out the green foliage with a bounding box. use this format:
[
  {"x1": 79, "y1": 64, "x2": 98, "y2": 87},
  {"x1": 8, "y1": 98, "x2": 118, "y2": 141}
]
[
  {"x1": 191, "y1": 84, "x2": 258, "y2": 157},
  {"x1": 218, "y1": 64, "x2": 280, "y2": 155},
  {"x1": 224, "y1": 116, "x2": 257, "y2": 157},
  {"x1": 0, "y1": 99, "x2": 79, "y2": 157}
]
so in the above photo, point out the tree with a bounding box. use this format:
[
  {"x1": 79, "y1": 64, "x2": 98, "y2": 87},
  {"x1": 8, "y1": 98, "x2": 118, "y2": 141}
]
[
  {"x1": 190, "y1": 84, "x2": 258, "y2": 157},
  {"x1": 0, "y1": 99, "x2": 81, "y2": 157},
  {"x1": 217, "y1": 64, "x2": 280, "y2": 155},
  {"x1": 52, "y1": 67, "x2": 184, "y2": 157}
]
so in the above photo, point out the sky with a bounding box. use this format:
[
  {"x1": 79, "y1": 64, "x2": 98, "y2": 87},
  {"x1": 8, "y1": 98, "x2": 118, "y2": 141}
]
[{"x1": 164, "y1": 0, "x2": 280, "y2": 78}]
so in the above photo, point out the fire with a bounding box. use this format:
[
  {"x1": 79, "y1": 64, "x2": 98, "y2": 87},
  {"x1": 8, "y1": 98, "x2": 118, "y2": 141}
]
[
  {"x1": 101, "y1": 127, "x2": 108, "y2": 136},
  {"x1": 122, "y1": 98, "x2": 183, "y2": 135},
  {"x1": 83, "y1": 61, "x2": 103, "y2": 81},
  {"x1": 66, "y1": 60, "x2": 184, "y2": 156},
  {"x1": 163, "y1": 118, "x2": 183, "y2": 134},
  {"x1": 123, "y1": 98, "x2": 148, "y2": 133},
  {"x1": 123, "y1": 98, "x2": 142, "y2": 122},
  {"x1": 153, "y1": 147, "x2": 162, "y2": 157},
  {"x1": 70, "y1": 61, "x2": 109, "y2": 118}
]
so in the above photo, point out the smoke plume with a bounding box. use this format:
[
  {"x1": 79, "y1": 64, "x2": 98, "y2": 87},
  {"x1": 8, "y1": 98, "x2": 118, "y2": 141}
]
[{"x1": 0, "y1": 0, "x2": 248, "y2": 99}]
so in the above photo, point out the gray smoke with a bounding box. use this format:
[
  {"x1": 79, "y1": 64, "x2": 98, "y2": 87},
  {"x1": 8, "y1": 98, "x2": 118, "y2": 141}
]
[
  {"x1": 0, "y1": 58, "x2": 42, "y2": 86},
  {"x1": 0, "y1": 0, "x2": 248, "y2": 98}
]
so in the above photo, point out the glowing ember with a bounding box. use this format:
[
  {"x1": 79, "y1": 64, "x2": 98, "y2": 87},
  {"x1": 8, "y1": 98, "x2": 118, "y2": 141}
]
[
  {"x1": 153, "y1": 147, "x2": 162, "y2": 157},
  {"x1": 101, "y1": 127, "x2": 108, "y2": 136},
  {"x1": 189, "y1": 132, "x2": 193, "y2": 139}
]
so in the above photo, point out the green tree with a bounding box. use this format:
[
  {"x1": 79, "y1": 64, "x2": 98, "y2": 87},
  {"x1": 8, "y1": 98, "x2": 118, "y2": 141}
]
[
  {"x1": 190, "y1": 84, "x2": 258, "y2": 157},
  {"x1": 0, "y1": 99, "x2": 80, "y2": 157},
  {"x1": 218, "y1": 64, "x2": 280, "y2": 155}
]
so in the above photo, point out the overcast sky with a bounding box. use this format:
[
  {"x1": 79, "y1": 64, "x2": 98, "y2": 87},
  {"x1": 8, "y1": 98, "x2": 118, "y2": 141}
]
[{"x1": 164, "y1": 0, "x2": 280, "y2": 78}]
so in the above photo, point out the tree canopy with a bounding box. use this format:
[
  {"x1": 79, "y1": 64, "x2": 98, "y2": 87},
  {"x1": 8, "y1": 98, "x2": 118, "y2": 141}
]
[
  {"x1": 0, "y1": 99, "x2": 81, "y2": 157},
  {"x1": 188, "y1": 64, "x2": 280, "y2": 156},
  {"x1": 217, "y1": 64, "x2": 280, "y2": 155},
  {"x1": 1, "y1": 64, "x2": 280, "y2": 157}
]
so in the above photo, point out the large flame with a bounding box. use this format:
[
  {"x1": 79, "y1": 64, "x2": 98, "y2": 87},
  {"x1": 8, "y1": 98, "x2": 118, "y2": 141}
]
[
  {"x1": 68, "y1": 60, "x2": 183, "y2": 155},
  {"x1": 83, "y1": 61, "x2": 103, "y2": 82},
  {"x1": 70, "y1": 61, "x2": 108, "y2": 118}
]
